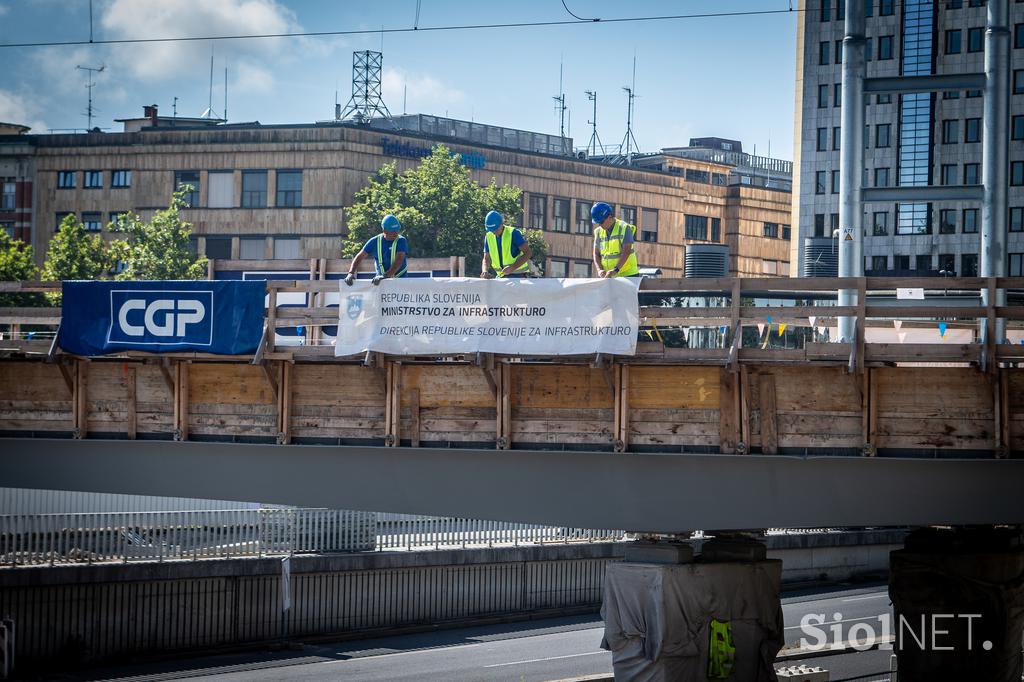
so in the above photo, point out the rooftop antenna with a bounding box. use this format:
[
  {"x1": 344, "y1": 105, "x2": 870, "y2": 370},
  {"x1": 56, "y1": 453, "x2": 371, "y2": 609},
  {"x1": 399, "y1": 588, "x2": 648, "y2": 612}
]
[
  {"x1": 585, "y1": 90, "x2": 603, "y2": 157},
  {"x1": 617, "y1": 54, "x2": 640, "y2": 164},
  {"x1": 553, "y1": 57, "x2": 570, "y2": 155},
  {"x1": 765, "y1": 133, "x2": 772, "y2": 188},
  {"x1": 338, "y1": 50, "x2": 391, "y2": 122},
  {"x1": 201, "y1": 48, "x2": 219, "y2": 119},
  {"x1": 334, "y1": 80, "x2": 340, "y2": 120},
  {"x1": 76, "y1": 64, "x2": 105, "y2": 130},
  {"x1": 403, "y1": 82, "x2": 408, "y2": 115},
  {"x1": 223, "y1": 66, "x2": 228, "y2": 123},
  {"x1": 173, "y1": 96, "x2": 178, "y2": 119}
]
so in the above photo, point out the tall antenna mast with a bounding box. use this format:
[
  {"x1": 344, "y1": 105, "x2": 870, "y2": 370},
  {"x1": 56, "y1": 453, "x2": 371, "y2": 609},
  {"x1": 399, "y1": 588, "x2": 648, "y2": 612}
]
[
  {"x1": 553, "y1": 58, "x2": 569, "y2": 155},
  {"x1": 76, "y1": 64, "x2": 105, "y2": 130},
  {"x1": 617, "y1": 54, "x2": 639, "y2": 164},
  {"x1": 585, "y1": 90, "x2": 602, "y2": 157},
  {"x1": 207, "y1": 50, "x2": 214, "y2": 117},
  {"x1": 338, "y1": 50, "x2": 392, "y2": 122},
  {"x1": 223, "y1": 67, "x2": 228, "y2": 122}
]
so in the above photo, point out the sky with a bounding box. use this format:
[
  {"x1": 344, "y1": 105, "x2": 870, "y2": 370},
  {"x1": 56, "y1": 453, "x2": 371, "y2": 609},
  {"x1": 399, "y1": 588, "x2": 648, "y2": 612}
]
[{"x1": 0, "y1": 0, "x2": 799, "y2": 160}]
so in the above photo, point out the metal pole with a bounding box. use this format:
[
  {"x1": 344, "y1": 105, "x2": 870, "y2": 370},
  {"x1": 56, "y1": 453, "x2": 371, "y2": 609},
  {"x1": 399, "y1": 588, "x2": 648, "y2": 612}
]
[
  {"x1": 838, "y1": 0, "x2": 866, "y2": 342},
  {"x1": 981, "y1": 0, "x2": 1010, "y2": 343}
]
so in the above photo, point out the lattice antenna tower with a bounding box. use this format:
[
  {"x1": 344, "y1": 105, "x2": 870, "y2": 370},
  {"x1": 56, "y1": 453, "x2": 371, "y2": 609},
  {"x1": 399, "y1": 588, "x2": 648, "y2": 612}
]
[
  {"x1": 585, "y1": 90, "x2": 603, "y2": 157},
  {"x1": 76, "y1": 64, "x2": 105, "y2": 130},
  {"x1": 338, "y1": 51, "x2": 392, "y2": 122}
]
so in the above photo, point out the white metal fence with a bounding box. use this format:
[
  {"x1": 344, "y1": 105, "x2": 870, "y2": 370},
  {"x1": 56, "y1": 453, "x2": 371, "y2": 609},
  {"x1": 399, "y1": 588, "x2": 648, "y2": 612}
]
[{"x1": 0, "y1": 510, "x2": 625, "y2": 566}]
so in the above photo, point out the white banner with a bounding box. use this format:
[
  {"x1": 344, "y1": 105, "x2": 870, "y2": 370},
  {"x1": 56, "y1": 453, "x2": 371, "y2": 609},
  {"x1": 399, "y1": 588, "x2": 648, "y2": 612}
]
[{"x1": 334, "y1": 277, "x2": 640, "y2": 356}]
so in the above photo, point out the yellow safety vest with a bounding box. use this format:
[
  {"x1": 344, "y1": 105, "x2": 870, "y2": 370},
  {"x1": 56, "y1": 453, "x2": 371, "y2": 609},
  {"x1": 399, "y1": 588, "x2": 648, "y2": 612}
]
[
  {"x1": 375, "y1": 235, "x2": 406, "y2": 278},
  {"x1": 486, "y1": 228, "x2": 530, "y2": 277},
  {"x1": 595, "y1": 219, "x2": 639, "y2": 276}
]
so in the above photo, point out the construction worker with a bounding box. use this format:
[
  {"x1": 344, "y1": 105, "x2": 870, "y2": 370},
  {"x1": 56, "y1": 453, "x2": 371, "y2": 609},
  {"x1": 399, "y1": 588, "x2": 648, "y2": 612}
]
[
  {"x1": 591, "y1": 202, "x2": 639, "y2": 278},
  {"x1": 480, "y1": 210, "x2": 532, "y2": 279},
  {"x1": 344, "y1": 214, "x2": 408, "y2": 286}
]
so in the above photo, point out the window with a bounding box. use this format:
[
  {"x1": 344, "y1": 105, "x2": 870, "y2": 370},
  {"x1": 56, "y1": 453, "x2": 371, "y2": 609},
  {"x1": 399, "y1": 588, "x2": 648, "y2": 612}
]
[
  {"x1": 82, "y1": 211, "x2": 102, "y2": 232},
  {"x1": 964, "y1": 163, "x2": 980, "y2": 185},
  {"x1": 1010, "y1": 253, "x2": 1024, "y2": 277},
  {"x1": 710, "y1": 217, "x2": 721, "y2": 243},
  {"x1": 641, "y1": 208, "x2": 658, "y2": 243},
  {"x1": 961, "y1": 253, "x2": 978, "y2": 277},
  {"x1": 875, "y1": 167, "x2": 890, "y2": 187},
  {"x1": 619, "y1": 205, "x2": 637, "y2": 226},
  {"x1": 276, "y1": 170, "x2": 302, "y2": 208},
  {"x1": 0, "y1": 222, "x2": 12, "y2": 238},
  {"x1": 963, "y1": 208, "x2": 980, "y2": 233},
  {"x1": 572, "y1": 261, "x2": 591, "y2": 278},
  {"x1": 916, "y1": 254, "x2": 932, "y2": 271},
  {"x1": 0, "y1": 181, "x2": 13, "y2": 210},
  {"x1": 943, "y1": 90, "x2": 960, "y2": 99},
  {"x1": 817, "y1": 127, "x2": 828, "y2": 151},
  {"x1": 1016, "y1": 23, "x2": 1024, "y2": 49},
  {"x1": 57, "y1": 171, "x2": 76, "y2": 189},
  {"x1": 831, "y1": 170, "x2": 840, "y2": 194},
  {"x1": 939, "y1": 254, "x2": 956, "y2": 274},
  {"x1": 821, "y1": 0, "x2": 831, "y2": 21},
  {"x1": 871, "y1": 255, "x2": 888, "y2": 272},
  {"x1": 782, "y1": 224, "x2": 791, "y2": 240},
  {"x1": 815, "y1": 170, "x2": 826, "y2": 195},
  {"x1": 208, "y1": 171, "x2": 234, "y2": 208},
  {"x1": 1013, "y1": 161, "x2": 1024, "y2": 186},
  {"x1": 877, "y1": 94, "x2": 890, "y2": 104},
  {"x1": 941, "y1": 164, "x2": 958, "y2": 185},
  {"x1": 685, "y1": 168, "x2": 711, "y2": 183},
  {"x1": 685, "y1": 214, "x2": 708, "y2": 241},
  {"x1": 528, "y1": 195, "x2": 546, "y2": 229},
  {"x1": 967, "y1": 89, "x2": 982, "y2": 98},
  {"x1": 835, "y1": 39, "x2": 843, "y2": 64},
  {"x1": 876, "y1": 124, "x2": 890, "y2": 148},
  {"x1": 814, "y1": 213, "x2": 826, "y2": 237},
  {"x1": 55, "y1": 212, "x2": 74, "y2": 231},
  {"x1": 1016, "y1": 70, "x2": 1024, "y2": 94},
  {"x1": 819, "y1": 41, "x2": 830, "y2": 65},
  {"x1": 878, "y1": 35, "x2": 894, "y2": 60},
  {"x1": 548, "y1": 258, "x2": 568, "y2": 278},
  {"x1": 550, "y1": 198, "x2": 570, "y2": 232},
  {"x1": 1011, "y1": 207, "x2": 1023, "y2": 232},
  {"x1": 82, "y1": 170, "x2": 102, "y2": 189},
  {"x1": 1013, "y1": 115, "x2": 1024, "y2": 140},
  {"x1": 174, "y1": 170, "x2": 200, "y2": 207},
  {"x1": 834, "y1": 83, "x2": 842, "y2": 107},
  {"x1": 865, "y1": 0, "x2": 873, "y2": 16},
  {"x1": 967, "y1": 27, "x2": 983, "y2": 52},
  {"x1": 832, "y1": 126, "x2": 841, "y2": 150},
  {"x1": 965, "y1": 118, "x2": 981, "y2": 143},
  {"x1": 866, "y1": 37, "x2": 874, "y2": 60},
  {"x1": 873, "y1": 211, "x2": 889, "y2": 236},
  {"x1": 274, "y1": 237, "x2": 300, "y2": 259},
  {"x1": 837, "y1": 0, "x2": 845, "y2": 19},
  {"x1": 942, "y1": 119, "x2": 958, "y2": 144},
  {"x1": 895, "y1": 255, "x2": 910, "y2": 271},
  {"x1": 897, "y1": 204, "x2": 931, "y2": 235},
  {"x1": 241, "y1": 170, "x2": 268, "y2": 208},
  {"x1": 947, "y1": 0, "x2": 962, "y2": 7},
  {"x1": 711, "y1": 173, "x2": 727, "y2": 186},
  {"x1": 879, "y1": 0, "x2": 893, "y2": 15},
  {"x1": 940, "y1": 209, "x2": 957, "y2": 233},
  {"x1": 575, "y1": 200, "x2": 593, "y2": 233},
  {"x1": 763, "y1": 222, "x2": 779, "y2": 239},
  {"x1": 831, "y1": 213, "x2": 840, "y2": 235},
  {"x1": 945, "y1": 29, "x2": 962, "y2": 54},
  {"x1": 109, "y1": 211, "x2": 128, "y2": 226},
  {"x1": 111, "y1": 170, "x2": 131, "y2": 188},
  {"x1": 188, "y1": 236, "x2": 199, "y2": 256},
  {"x1": 204, "y1": 237, "x2": 232, "y2": 259},
  {"x1": 818, "y1": 84, "x2": 829, "y2": 108},
  {"x1": 240, "y1": 237, "x2": 265, "y2": 260}
]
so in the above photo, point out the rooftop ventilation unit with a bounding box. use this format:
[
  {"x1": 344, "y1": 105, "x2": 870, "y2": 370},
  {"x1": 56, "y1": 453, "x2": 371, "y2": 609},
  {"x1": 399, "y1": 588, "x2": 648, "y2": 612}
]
[
  {"x1": 684, "y1": 244, "x2": 729, "y2": 278},
  {"x1": 801, "y1": 237, "x2": 839, "y2": 277}
]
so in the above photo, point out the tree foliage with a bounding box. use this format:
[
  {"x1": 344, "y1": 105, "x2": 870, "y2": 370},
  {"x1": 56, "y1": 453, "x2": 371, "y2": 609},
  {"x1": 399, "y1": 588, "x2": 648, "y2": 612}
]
[
  {"x1": 342, "y1": 145, "x2": 546, "y2": 276},
  {"x1": 109, "y1": 188, "x2": 208, "y2": 280},
  {"x1": 0, "y1": 232, "x2": 43, "y2": 306},
  {"x1": 40, "y1": 214, "x2": 112, "y2": 303}
]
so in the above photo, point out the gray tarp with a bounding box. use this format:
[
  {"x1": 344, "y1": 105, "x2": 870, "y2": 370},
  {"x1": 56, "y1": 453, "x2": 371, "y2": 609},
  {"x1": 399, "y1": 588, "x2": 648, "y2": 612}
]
[{"x1": 601, "y1": 561, "x2": 784, "y2": 682}]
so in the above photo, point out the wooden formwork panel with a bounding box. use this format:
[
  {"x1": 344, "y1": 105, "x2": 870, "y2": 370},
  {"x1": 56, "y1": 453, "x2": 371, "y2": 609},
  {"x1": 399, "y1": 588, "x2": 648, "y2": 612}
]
[
  {"x1": 400, "y1": 364, "x2": 495, "y2": 444},
  {"x1": 0, "y1": 361, "x2": 73, "y2": 433},
  {"x1": 84, "y1": 362, "x2": 133, "y2": 436},
  {"x1": 1006, "y1": 370, "x2": 1024, "y2": 455},
  {"x1": 873, "y1": 367, "x2": 993, "y2": 450},
  {"x1": 134, "y1": 364, "x2": 174, "y2": 435},
  {"x1": 289, "y1": 364, "x2": 385, "y2": 440},
  {"x1": 188, "y1": 364, "x2": 276, "y2": 439},
  {"x1": 627, "y1": 366, "x2": 721, "y2": 447},
  {"x1": 510, "y1": 365, "x2": 614, "y2": 447}
]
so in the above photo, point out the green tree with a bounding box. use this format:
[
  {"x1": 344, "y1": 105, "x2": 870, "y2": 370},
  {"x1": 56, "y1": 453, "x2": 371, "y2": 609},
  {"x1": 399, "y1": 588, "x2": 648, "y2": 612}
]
[
  {"x1": 40, "y1": 214, "x2": 112, "y2": 303},
  {"x1": 109, "y1": 187, "x2": 208, "y2": 280},
  {"x1": 342, "y1": 145, "x2": 546, "y2": 276},
  {"x1": 0, "y1": 232, "x2": 43, "y2": 306}
]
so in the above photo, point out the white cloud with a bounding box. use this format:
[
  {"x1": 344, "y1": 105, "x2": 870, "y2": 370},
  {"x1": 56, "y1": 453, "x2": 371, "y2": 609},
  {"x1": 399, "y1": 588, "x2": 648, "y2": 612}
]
[
  {"x1": 233, "y1": 60, "x2": 274, "y2": 94},
  {"x1": 381, "y1": 67, "x2": 466, "y2": 115},
  {"x1": 0, "y1": 89, "x2": 49, "y2": 132},
  {"x1": 0, "y1": 5, "x2": 9, "y2": 17}
]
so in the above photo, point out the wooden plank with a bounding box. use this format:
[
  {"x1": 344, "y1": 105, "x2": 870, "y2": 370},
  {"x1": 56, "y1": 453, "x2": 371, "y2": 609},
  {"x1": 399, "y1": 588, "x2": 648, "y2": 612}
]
[
  {"x1": 759, "y1": 373, "x2": 778, "y2": 455},
  {"x1": 384, "y1": 362, "x2": 394, "y2": 445},
  {"x1": 628, "y1": 366, "x2": 720, "y2": 409},
  {"x1": 177, "y1": 361, "x2": 190, "y2": 441},
  {"x1": 280, "y1": 361, "x2": 293, "y2": 445},
  {"x1": 512, "y1": 365, "x2": 614, "y2": 409},
  {"x1": 619, "y1": 364, "x2": 630, "y2": 452},
  {"x1": 127, "y1": 366, "x2": 137, "y2": 440},
  {"x1": 865, "y1": 369, "x2": 874, "y2": 452},
  {"x1": 58, "y1": 362, "x2": 74, "y2": 397},
  {"x1": 739, "y1": 365, "x2": 751, "y2": 451},
  {"x1": 1000, "y1": 369, "x2": 1010, "y2": 458},
  {"x1": 409, "y1": 388, "x2": 421, "y2": 447},
  {"x1": 719, "y1": 370, "x2": 738, "y2": 454},
  {"x1": 74, "y1": 359, "x2": 88, "y2": 439},
  {"x1": 501, "y1": 363, "x2": 512, "y2": 449}
]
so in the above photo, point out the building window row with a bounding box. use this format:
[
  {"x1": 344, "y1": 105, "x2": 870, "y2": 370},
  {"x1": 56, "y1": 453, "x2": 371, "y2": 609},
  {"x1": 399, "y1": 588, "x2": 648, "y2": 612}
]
[
  {"x1": 197, "y1": 235, "x2": 300, "y2": 260},
  {"x1": 547, "y1": 258, "x2": 594, "y2": 279},
  {"x1": 528, "y1": 195, "x2": 660, "y2": 243},
  {"x1": 173, "y1": 169, "x2": 304, "y2": 209},
  {"x1": 56, "y1": 169, "x2": 132, "y2": 189},
  {"x1": 55, "y1": 210, "x2": 129, "y2": 232},
  {"x1": 866, "y1": 253, "x2": 978, "y2": 277},
  {"x1": 820, "y1": 0, "x2": 893, "y2": 21}
]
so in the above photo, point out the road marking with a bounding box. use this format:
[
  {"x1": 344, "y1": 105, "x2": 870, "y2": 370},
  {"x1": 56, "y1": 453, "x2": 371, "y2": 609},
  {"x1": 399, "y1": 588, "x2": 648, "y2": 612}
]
[
  {"x1": 841, "y1": 593, "x2": 889, "y2": 602},
  {"x1": 784, "y1": 614, "x2": 886, "y2": 631},
  {"x1": 484, "y1": 651, "x2": 609, "y2": 668}
]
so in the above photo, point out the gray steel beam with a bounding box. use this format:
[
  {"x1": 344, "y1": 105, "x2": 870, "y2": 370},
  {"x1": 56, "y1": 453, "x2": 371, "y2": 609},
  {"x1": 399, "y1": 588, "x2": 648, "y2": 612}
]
[
  {"x1": 863, "y1": 73, "x2": 986, "y2": 94},
  {"x1": 981, "y1": 0, "x2": 1010, "y2": 343},
  {"x1": 0, "y1": 439, "x2": 1022, "y2": 533},
  {"x1": 863, "y1": 185, "x2": 984, "y2": 203},
  {"x1": 838, "y1": 0, "x2": 866, "y2": 343}
]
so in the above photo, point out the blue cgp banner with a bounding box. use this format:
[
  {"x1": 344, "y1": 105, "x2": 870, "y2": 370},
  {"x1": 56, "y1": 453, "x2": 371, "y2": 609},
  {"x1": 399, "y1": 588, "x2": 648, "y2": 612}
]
[{"x1": 58, "y1": 280, "x2": 266, "y2": 356}]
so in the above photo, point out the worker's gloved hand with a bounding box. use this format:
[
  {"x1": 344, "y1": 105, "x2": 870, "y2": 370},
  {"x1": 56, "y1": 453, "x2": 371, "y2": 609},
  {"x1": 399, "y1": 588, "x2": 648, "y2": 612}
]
[
  {"x1": 344, "y1": 273, "x2": 355, "y2": 286},
  {"x1": 372, "y1": 275, "x2": 385, "y2": 286},
  {"x1": 481, "y1": 271, "x2": 495, "y2": 280}
]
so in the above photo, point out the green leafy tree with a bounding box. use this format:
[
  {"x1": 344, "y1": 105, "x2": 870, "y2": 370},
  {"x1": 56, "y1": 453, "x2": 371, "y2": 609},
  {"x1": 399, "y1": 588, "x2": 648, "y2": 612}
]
[
  {"x1": 109, "y1": 187, "x2": 208, "y2": 280},
  {"x1": 40, "y1": 214, "x2": 112, "y2": 303},
  {"x1": 0, "y1": 232, "x2": 44, "y2": 306},
  {"x1": 342, "y1": 145, "x2": 547, "y2": 276}
]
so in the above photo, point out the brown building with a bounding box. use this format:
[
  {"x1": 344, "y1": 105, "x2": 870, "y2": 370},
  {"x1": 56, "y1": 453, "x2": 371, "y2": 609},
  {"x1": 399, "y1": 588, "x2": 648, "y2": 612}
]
[{"x1": 1, "y1": 111, "x2": 792, "y2": 277}]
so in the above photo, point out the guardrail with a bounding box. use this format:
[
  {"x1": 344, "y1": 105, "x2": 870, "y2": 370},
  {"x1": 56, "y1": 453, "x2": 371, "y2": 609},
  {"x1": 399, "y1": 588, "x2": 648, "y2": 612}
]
[{"x1": 376, "y1": 516, "x2": 623, "y2": 551}]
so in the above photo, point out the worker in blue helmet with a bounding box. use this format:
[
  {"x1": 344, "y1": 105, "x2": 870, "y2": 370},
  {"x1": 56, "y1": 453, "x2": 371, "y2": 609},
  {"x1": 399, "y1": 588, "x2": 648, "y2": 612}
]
[
  {"x1": 344, "y1": 214, "x2": 409, "y2": 285},
  {"x1": 591, "y1": 202, "x2": 639, "y2": 278},
  {"x1": 480, "y1": 210, "x2": 532, "y2": 279}
]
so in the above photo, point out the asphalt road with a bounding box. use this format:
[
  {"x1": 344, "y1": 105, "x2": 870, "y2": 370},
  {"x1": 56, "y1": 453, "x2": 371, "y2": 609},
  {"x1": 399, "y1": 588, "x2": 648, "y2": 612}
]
[{"x1": 67, "y1": 582, "x2": 896, "y2": 682}]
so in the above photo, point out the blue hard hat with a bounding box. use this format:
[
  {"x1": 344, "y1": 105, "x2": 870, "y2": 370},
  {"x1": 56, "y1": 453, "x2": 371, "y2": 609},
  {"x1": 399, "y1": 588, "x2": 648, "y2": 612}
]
[
  {"x1": 484, "y1": 210, "x2": 503, "y2": 232},
  {"x1": 591, "y1": 202, "x2": 613, "y2": 224},
  {"x1": 381, "y1": 214, "x2": 402, "y2": 232}
]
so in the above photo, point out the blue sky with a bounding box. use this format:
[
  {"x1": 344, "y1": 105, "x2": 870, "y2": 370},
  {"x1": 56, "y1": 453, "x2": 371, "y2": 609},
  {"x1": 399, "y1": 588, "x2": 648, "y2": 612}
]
[{"x1": 0, "y1": 0, "x2": 798, "y2": 159}]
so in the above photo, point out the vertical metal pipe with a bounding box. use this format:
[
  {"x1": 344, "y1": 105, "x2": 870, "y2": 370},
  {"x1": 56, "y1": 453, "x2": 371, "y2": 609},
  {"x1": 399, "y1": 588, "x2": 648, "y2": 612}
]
[
  {"x1": 981, "y1": 0, "x2": 1010, "y2": 342},
  {"x1": 839, "y1": 0, "x2": 867, "y2": 342}
]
